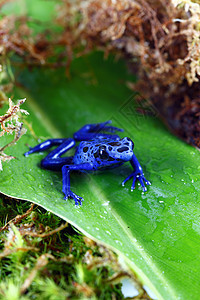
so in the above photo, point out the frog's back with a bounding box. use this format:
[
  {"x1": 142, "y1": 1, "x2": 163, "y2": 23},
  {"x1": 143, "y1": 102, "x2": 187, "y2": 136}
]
[
  {"x1": 73, "y1": 137, "x2": 115, "y2": 165},
  {"x1": 73, "y1": 136, "x2": 133, "y2": 170}
]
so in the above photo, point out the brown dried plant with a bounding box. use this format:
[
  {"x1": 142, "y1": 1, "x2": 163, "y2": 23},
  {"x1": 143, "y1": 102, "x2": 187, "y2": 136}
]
[
  {"x1": 0, "y1": 98, "x2": 29, "y2": 170},
  {"x1": 0, "y1": 12, "x2": 48, "y2": 64},
  {"x1": 56, "y1": 0, "x2": 200, "y2": 148},
  {"x1": 0, "y1": 1, "x2": 52, "y2": 105},
  {"x1": 0, "y1": 2, "x2": 53, "y2": 169},
  {"x1": 1, "y1": 0, "x2": 200, "y2": 150}
]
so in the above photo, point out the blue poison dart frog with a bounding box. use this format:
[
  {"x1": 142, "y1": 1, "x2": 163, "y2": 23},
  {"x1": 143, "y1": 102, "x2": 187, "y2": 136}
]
[{"x1": 24, "y1": 121, "x2": 150, "y2": 206}]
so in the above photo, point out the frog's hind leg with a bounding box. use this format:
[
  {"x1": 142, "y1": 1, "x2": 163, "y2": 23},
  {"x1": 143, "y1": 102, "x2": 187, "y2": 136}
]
[
  {"x1": 40, "y1": 139, "x2": 75, "y2": 171},
  {"x1": 73, "y1": 121, "x2": 124, "y2": 141},
  {"x1": 24, "y1": 138, "x2": 69, "y2": 157}
]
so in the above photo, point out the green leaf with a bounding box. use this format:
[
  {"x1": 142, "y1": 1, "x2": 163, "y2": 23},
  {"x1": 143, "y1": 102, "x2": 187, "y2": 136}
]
[{"x1": 1, "y1": 52, "x2": 200, "y2": 300}]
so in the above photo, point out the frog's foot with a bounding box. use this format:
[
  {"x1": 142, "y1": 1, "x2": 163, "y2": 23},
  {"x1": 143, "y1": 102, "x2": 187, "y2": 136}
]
[
  {"x1": 122, "y1": 172, "x2": 151, "y2": 192},
  {"x1": 101, "y1": 121, "x2": 124, "y2": 133},
  {"x1": 64, "y1": 190, "x2": 84, "y2": 206},
  {"x1": 74, "y1": 121, "x2": 124, "y2": 141}
]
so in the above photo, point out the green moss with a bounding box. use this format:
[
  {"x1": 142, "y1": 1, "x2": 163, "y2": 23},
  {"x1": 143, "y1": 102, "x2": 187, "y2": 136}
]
[{"x1": 0, "y1": 197, "x2": 124, "y2": 300}]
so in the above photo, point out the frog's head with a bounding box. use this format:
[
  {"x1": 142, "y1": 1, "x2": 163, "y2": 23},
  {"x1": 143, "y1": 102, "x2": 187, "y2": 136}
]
[{"x1": 94, "y1": 137, "x2": 134, "y2": 163}]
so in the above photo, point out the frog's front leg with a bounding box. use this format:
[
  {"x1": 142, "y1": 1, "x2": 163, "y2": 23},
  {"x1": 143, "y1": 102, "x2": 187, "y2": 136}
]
[
  {"x1": 62, "y1": 163, "x2": 94, "y2": 206},
  {"x1": 122, "y1": 152, "x2": 151, "y2": 192},
  {"x1": 73, "y1": 121, "x2": 124, "y2": 141}
]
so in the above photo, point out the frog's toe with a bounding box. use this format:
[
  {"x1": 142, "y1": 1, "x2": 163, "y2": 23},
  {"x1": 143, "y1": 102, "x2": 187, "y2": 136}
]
[
  {"x1": 122, "y1": 177, "x2": 129, "y2": 186},
  {"x1": 131, "y1": 177, "x2": 136, "y2": 191},
  {"x1": 122, "y1": 173, "x2": 134, "y2": 186},
  {"x1": 144, "y1": 178, "x2": 151, "y2": 185},
  {"x1": 138, "y1": 175, "x2": 149, "y2": 192},
  {"x1": 75, "y1": 195, "x2": 84, "y2": 206},
  {"x1": 74, "y1": 199, "x2": 83, "y2": 206},
  {"x1": 104, "y1": 126, "x2": 124, "y2": 133},
  {"x1": 142, "y1": 176, "x2": 151, "y2": 187},
  {"x1": 97, "y1": 120, "x2": 112, "y2": 130},
  {"x1": 102, "y1": 120, "x2": 112, "y2": 125},
  {"x1": 24, "y1": 147, "x2": 33, "y2": 157}
]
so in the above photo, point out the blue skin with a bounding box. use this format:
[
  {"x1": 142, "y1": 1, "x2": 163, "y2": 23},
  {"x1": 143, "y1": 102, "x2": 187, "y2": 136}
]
[{"x1": 24, "y1": 121, "x2": 150, "y2": 206}]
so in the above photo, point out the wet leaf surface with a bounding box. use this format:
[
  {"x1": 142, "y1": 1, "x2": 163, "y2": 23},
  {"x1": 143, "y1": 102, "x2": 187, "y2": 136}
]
[{"x1": 0, "y1": 52, "x2": 200, "y2": 299}]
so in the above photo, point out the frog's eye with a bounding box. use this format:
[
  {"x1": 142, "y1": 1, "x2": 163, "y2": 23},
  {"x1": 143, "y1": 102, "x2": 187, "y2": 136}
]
[{"x1": 99, "y1": 146, "x2": 109, "y2": 160}]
